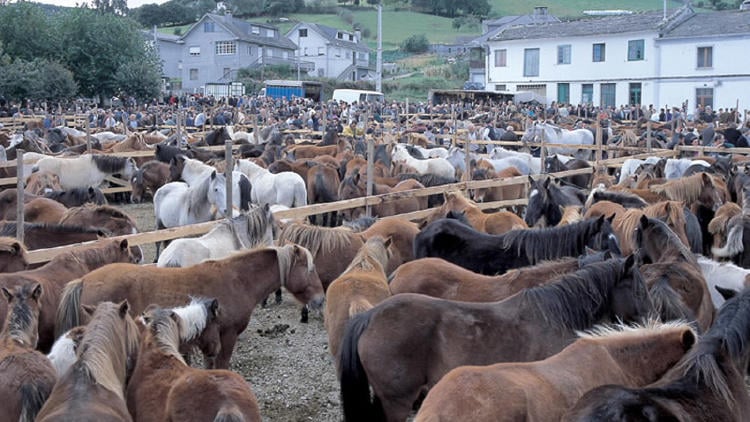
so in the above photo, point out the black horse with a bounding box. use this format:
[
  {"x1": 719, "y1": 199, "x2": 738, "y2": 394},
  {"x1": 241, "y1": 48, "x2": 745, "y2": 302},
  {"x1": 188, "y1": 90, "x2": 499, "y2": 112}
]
[
  {"x1": 525, "y1": 176, "x2": 585, "y2": 227},
  {"x1": 545, "y1": 155, "x2": 592, "y2": 189},
  {"x1": 414, "y1": 215, "x2": 620, "y2": 275}
]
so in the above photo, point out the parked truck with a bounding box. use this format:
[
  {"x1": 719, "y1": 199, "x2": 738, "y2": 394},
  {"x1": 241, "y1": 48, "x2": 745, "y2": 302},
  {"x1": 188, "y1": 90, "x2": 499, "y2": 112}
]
[{"x1": 259, "y1": 80, "x2": 322, "y2": 101}]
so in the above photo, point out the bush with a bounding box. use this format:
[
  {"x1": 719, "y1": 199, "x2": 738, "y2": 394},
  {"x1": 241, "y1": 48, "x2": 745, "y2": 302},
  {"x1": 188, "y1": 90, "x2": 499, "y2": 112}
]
[{"x1": 400, "y1": 34, "x2": 429, "y2": 53}]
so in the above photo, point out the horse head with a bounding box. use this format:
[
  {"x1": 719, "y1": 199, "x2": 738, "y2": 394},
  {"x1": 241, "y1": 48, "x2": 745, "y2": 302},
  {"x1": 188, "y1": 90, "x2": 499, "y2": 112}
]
[
  {"x1": 609, "y1": 254, "x2": 652, "y2": 325},
  {"x1": 524, "y1": 177, "x2": 551, "y2": 227},
  {"x1": 169, "y1": 155, "x2": 187, "y2": 182}
]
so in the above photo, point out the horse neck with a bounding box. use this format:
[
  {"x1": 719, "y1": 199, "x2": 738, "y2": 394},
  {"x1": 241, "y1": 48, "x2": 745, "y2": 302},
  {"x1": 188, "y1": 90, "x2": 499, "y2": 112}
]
[
  {"x1": 183, "y1": 161, "x2": 212, "y2": 184},
  {"x1": 77, "y1": 317, "x2": 132, "y2": 401},
  {"x1": 596, "y1": 330, "x2": 689, "y2": 385},
  {"x1": 1, "y1": 302, "x2": 37, "y2": 348}
]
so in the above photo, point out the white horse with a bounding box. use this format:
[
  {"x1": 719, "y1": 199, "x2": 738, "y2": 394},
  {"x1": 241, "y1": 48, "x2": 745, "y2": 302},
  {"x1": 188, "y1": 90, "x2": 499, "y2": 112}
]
[
  {"x1": 697, "y1": 256, "x2": 750, "y2": 308},
  {"x1": 391, "y1": 143, "x2": 455, "y2": 179},
  {"x1": 488, "y1": 146, "x2": 545, "y2": 175},
  {"x1": 618, "y1": 156, "x2": 664, "y2": 184},
  {"x1": 172, "y1": 156, "x2": 253, "y2": 211},
  {"x1": 521, "y1": 122, "x2": 594, "y2": 160},
  {"x1": 235, "y1": 159, "x2": 307, "y2": 208},
  {"x1": 33, "y1": 154, "x2": 138, "y2": 189},
  {"x1": 478, "y1": 156, "x2": 533, "y2": 175},
  {"x1": 445, "y1": 146, "x2": 479, "y2": 174},
  {"x1": 47, "y1": 328, "x2": 82, "y2": 376},
  {"x1": 664, "y1": 158, "x2": 711, "y2": 180},
  {"x1": 157, "y1": 204, "x2": 276, "y2": 267},
  {"x1": 413, "y1": 145, "x2": 449, "y2": 159}
]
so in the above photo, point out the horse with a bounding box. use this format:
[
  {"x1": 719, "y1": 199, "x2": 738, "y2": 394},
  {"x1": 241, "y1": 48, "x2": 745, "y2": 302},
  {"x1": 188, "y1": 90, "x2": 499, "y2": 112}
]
[
  {"x1": 36, "y1": 301, "x2": 139, "y2": 422},
  {"x1": 396, "y1": 172, "x2": 456, "y2": 208},
  {"x1": 488, "y1": 146, "x2": 542, "y2": 174},
  {"x1": 470, "y1": 166, "x2": 526, "y2": 204},
  {"x1": 0, "y1": 239, "x2": 137, "y2": 352},
  {"x1": 389, "y1": 255, "x2": 609, "y2": 301},
  {"x1": 545, "y1": 155, "x2": 592, "y2": 189},
  {"x1": 525, "y1": 176, "x2": 585, "y2": 227},
  {"x1": 522, "y1": 122, "x2": 595, "y2": 160},
  {"x1": 0, "y1": 237, "x2": 29, "y2": 273},
  {"x1": 338, "y1": 169, "x2": 427, "y2": 221},
  {"x1": 698, "y1": 256, "x2": 750, "y2": 308},
  {"x1": 0, "y1": 283, "x2": 56, "y2": 422},
  {"x1": 130, "y1": 160, "x2": 170, "y2": 203},
  {"x1": 607, "y1": 202, "x2": 691, "y2": 256},
  {"x1": 634, "y1": 172, "x2": 726, "y2": 211},
  {"x1": 277, "y1": 223, "x2": 364, "y2": 290},
  {"x1": 563, "y1": 287, "x2": 750, "y2": 422},
  {"x1": 33, "y1": 154, "x2": 138, "y2": 190},
  {"x1": 340, "y1": 256, "x2": 651, "y2": 422},
  {"x1": 126, "y1": 304, "x2": 261, "y2": 422},
  {"x1": 424, "y1": 191, "x2": 527, "y2": 235},
  {"x1": 43, "y1": 186, "x2": 107, "y2": 207},
  {"x1": 47, "y1": 326, "x2": 86, "y2": 377},
  {"x1": 169, "y1": 155, "x2": 252, "y2": 209},
  {"x1": 325, "y1": 237, "x2": 391, "y2": 362},
  {"x1": 21, "y1": 197, "x2": 68, "y2": 224},
  {"x1": 24, "y1": 170, "x2": 62, "y2": 195},
  {"x1": 203, "y1": 126, "x2": 233, "y2": 146},
  {"x1": 0, "y1": 223, "x2": 109, "y2": 250},
  {"x1": 157, "y1": 204, "x2": 276, "y2": 268},
  {"x1": 415, "y1": 215, "x2": 619, "y2": 275},
  {"x1": 307, "y1": 163, "x2": 341, "y2": 226},
  {"x1": 416, "y1": 321, "x2": 696, "y2": 422},
  {"x1": 55, "y1": 245, "x2": 324, "y2": 369},
  {"x1": 586, "y1": 189, "x2": 648, "y2": 209},
  {"x1": 359, "y1": 216, "x2": 420, "y2": 274},
  {"x1": 391, "y1": 144, "x2": 455, "y2": 179},
  {"x1": 59, "y1": 204, "x2": 143, "y2": 262},
  {"x1": 235, "y1": 158, "x2": 307, "y2": 208}
]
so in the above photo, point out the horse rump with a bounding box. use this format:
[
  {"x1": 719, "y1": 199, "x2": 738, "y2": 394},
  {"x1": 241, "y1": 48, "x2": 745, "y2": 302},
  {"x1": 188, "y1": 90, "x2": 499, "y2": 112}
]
[
  {"x1": 339, "y1": 310, "x2": 383, "y2": 422},
  {"x1": 20, "y1": 382, "x2": 52, "y2": 422},
  {"x1": 213, "y1": 404, "x2": 247, "y2": 422}
]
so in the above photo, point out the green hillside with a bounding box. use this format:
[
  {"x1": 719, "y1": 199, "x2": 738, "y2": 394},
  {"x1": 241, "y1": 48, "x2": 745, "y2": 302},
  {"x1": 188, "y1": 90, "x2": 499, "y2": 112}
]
[{"x1": 489, "y1": 0, "x2": 688, "y2": 17}]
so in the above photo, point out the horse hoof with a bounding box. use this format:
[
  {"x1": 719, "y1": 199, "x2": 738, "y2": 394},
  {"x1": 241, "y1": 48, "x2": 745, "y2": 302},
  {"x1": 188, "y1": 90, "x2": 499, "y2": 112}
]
[
  {"x1": 300, "y1": 306, "x2": 309, "y2": 323},
  {"x1": 261, "y1": 298, "x2": 269, "y2": 308}
]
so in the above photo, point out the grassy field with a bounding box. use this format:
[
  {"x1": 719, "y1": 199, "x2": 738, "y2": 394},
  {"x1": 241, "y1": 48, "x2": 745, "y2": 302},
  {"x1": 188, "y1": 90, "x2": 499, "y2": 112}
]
[{"x1": 489, "y1": 0, "x2": 689, "y2": 17}]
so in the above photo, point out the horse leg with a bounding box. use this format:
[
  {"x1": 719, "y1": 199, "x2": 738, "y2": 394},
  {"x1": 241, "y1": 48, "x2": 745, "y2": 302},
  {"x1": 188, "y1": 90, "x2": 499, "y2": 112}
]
[
  {"x1": 300, "y1": 304, "x2": 309, "y2": 323},
  {"x1": 275, "y1": 288, "x2": 282, "y2": 304},
  {"x1": 214, "y1": 331, "x2": 238, "y2": 370}
]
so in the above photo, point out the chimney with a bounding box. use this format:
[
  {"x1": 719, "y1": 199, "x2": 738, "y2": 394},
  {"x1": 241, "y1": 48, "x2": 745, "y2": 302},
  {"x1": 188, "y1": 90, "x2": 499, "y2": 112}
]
[
  {"x1": 354, "y1": 30, "x2": 361, "y2": 42},
  {"x1": 533, "y1": 6, "x2": 548, "y2": 16}
]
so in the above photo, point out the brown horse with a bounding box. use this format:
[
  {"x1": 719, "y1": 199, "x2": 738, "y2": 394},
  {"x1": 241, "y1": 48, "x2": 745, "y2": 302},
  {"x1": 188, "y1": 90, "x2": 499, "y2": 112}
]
[
  {"x1": 0, "y1": 236, "x2": 29, "y2": 273},
  {"x1": 127, "y1": 303, "x2": 260, "y2": 422},
  {"x1": 25, "y1": 171, "x2": 62, "y2": 195},
  {"x1": 130, "y1": 160, "x2": 170, "y2": 203},
  {"x1": 37, "y1": 301, "x2": 139, "y2": 422},
  {"x1": 58, "y1": 205, "x2": 142, "y2": 262},
  {"x1": 277, "y1": 223, "x2": 364, "y2": 290},
  {"x1": 286, "y1": 138, "x2": 348, "y2": 159},
  {"x1": 307, "y1": 163, "x2": 342, "y2": 226},
  {"x1": 389, "y1": 257, "x2": 591, "y2": 301},
  {"x1": 0, "y1": 283, "x2": 56, "y2": 422},
  {"x1": 416, "y1": 321, "x2": 696, "y2": 422},
  {"x1": 0, "y1": 239, "x2": 137, "y2": 352},
  {"x1": 338, "y1": 169, "x2": 427, "y2": 221},
  {"x1": 340, "y1": 256, "x2": 651, "y2": 422},
  {"x1": 424, "y1": 191, "x2": 527, "y2": 235},
  {"x1": 325, "y1": 237, "x2": 391, "y2": 361},
  {"x1": 360, "y1": 216, "x2": 420, "y2": 274},
  {"x1": 471, "y1": 166, "x2": 526, "y2": 204},
  {"x1": 23, "y1": 198, "x2": 68, "y2": 224},
  {"x1": 608, "y1": 202, "x2": 690, "y2": 256},
  {"x1": 56, "y1": 245, "x2": 324, "y2": 369},
  {"x1": 558, "y1": 205, "x2": 583, "y2": 226},
  {"x1": 630, "y1": 173, "x2": 726, "y2": 210},
  {"x1": 0, "y1": 222, "x2": 108, "y2": 250},
  {"x1": 708, "y1": 202, "x2": 742, "y2": 253}
]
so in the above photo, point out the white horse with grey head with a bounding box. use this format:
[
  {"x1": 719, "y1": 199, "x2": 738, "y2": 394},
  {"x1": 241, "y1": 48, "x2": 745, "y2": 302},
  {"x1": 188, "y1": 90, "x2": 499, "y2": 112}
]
[
  {"x1": 521, "y1": 122, "x2": 594, "y2": 160},
  {"x1": 33, "y1": 154, "x2": 138, "y2": 189},
  {"x1": 235, "y1": 158, "x2": 307, "y2": 208}
]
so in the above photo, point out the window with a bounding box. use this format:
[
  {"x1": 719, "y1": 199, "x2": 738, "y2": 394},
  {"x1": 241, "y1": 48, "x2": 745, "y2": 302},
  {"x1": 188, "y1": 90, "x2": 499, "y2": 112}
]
[
  {"x1": 494, "y1": 49, "x2": 507, "y2": 67},
  {"x1": 189, "y1": 68, "x2": 198, "y2": 80},
  {"x1": 265, "y1": 29, "x2": 274, "y2": 37},
  {"x1": 337, "y1": 32, "x2": 343, "y2": 39},
  {"x1": 582, "y1": 84, "x2": 593, "y2": 104},
  {"x1": 303, "y1": 47, "x2": 308, "y2": 56},
  {"x1": 697, "y1": 46, "x2": 713, "y2": 68},
  {"x1": 204, "y1": 21, "x2": 214, "y2": 32},
  {"x1": 188, "y1": 46, "x2": 200, "y2": 56},
  {"x1": 696, "y1": 87, "x2": 714, "y2": 108},
  {"x1": 523, "y1": 48, "x2": 540, "y2": 77},
  {"x1": 251, "y1": 25, "x2": 260, "y2": 35},
  {"x1": 600, "y1": 83, "x2": 616, "y2": 108},
  {"x1": 593, "y1": 43, "x2": 606, "y2": 62},
  {"x1": 299, "y1": 28, "x2": 308, "y2": 37},
  {"x1": 318, "y1": 47, "x2": 324, "y2": 55},
  {"x1": 629, "y1": 83, "x2": 642, "y2": 106},
  {"x1": 557, "y1": 44, "x2": 571, "y2": 65},
  {"x1": 248, "y1": 46, "x2": 253, "y2": 55},
  {"x1": 495, "y1": 84, "x2": 507, "y2": 91},
  {"x1": 557, "y1": 83, "x2": 570, "y2": 104},
  {"x1": 215, "y1": 41, "x2": 236, "y2": 55},
  {"x1": 335, "y1": 48, "x2": 341, "y2": 58},
  {"x1": 627, "y1": 39, "x2": 644, "y2": 61}
]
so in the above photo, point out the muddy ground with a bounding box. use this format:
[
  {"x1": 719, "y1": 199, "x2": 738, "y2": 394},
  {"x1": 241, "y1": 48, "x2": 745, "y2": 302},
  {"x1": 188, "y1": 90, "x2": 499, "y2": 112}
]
[{"x1": 119, "y1": 202, "x2": 342, "y2": 422}]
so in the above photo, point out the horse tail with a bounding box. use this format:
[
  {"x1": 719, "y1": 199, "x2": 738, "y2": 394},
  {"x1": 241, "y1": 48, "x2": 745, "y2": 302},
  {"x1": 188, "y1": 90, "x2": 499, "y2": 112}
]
[
  {"x1": 238, "y1": 175, "x2": 252, "y2": 211},
  {"x1": 55, "y1": 278, "x2": 84, "y2": 338},
  {"x1": 213, "y1": 403, "x2": 246, "y2": 422},
  {"x1": 20, "y1": 382, "x2": 52, "y2": 422},
  {"x1": 340, "y1": 310, "x2": 382, "y2": 422},
  {"x1": 349, "y1": 297, "x2": 373, "y2": 317},
  {"x1": 711, "y1": 222, "x2": 745, "y2": 258}
]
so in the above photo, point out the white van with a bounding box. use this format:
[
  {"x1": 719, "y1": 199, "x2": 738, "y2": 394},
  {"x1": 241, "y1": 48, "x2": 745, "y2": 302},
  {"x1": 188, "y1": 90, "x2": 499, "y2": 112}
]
[{"x1": 332, "y1": 89, "x2": 384, "y2": 104}]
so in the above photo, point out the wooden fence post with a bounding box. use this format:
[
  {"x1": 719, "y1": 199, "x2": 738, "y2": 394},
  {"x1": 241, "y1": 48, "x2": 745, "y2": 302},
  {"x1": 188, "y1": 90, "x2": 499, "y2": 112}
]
[
  {"x1": 595, "y1": 117, "x2": 603, "y2": 163},
  {"x1": 366, "y1": 136, "x2": 374, "y2": 218},
  {"x1": 540, "y1": 125, "x2": 547, "y2": 174},
  {"x1": 647, "y1": 119, "x2": 653, "y2": 152},
  {"x1": 224, "y1": 140, "x2": 233, "y2": 219},
  {"x1": 16, "y1": 150, "x2": 24, "y2": 243}
]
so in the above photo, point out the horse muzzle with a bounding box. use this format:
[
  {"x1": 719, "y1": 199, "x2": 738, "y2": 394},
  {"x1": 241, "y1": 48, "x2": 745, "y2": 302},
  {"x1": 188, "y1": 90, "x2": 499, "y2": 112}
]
[{"x1": 309, "y1": 295, "x2": 325, "y2": 311}]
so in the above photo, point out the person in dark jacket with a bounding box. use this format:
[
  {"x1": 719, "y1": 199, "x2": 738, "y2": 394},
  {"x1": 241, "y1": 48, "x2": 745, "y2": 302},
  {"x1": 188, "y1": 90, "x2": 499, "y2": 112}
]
[{"x1": 723, "y1": 123, "x2": 746, "y2": 147}]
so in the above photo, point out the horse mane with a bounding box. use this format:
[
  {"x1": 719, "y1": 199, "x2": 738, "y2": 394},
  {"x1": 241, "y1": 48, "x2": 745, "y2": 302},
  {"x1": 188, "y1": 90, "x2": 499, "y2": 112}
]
[
  {"x1": 642, "y1": 265, "x2": 698, "y2": 323},
  {"x1": 54, "y1": 240, "x2": 123, "y2": 269},
  {"x1": 708, "y1": 202, "x2": 742, "y2": 235},
  {"x1": 1, "y1": 283, "x2": 39, "y2": 347},
  {"x1": 91, "y1": 155, "x2": 128, "y2": 174},
  {"x1": 144, "y1": 307, "x2": 184, "y2": 363},
  {"x1": 559, "y1": 206, "x2": 583, "y2": 226},
  {"x1": 642, "y1": 217, "x2": 695, "y2": 263},
  {"x1": 644, "y1": 201, "x2": 688, "y2": 243},
  {"x1": 670, "y1": 290, "x2": 750, "y2": 408},
  {"x1": 594, "y1": 190, "x2": 648, "y2": 208},
  {"x1": 233, "y1": 205, "x2": 275, "y2": 247},
  {"x1": 278, "y1": 223, "x2": 357, "y2": 257},
  {"x1": 577, "y1": 319, "x2": 694, "y2": 341},
  {"x1": 344, "y1": 237, "x2": 389, "y2": 274},
  {"x1": 521, "y1": 258, "x2": 631, "y2": 330},
  {"x1": 60, "y1": 204, "x2": 133, "y2": 224},
  {"x1": 189, "y1": 172, "x2": 212, "y2": 205},
  {"x1": 0, "y1": 222, "x2": 111, "y2": 237},
  {"x1": 0, "y1": 236, "x2": 27, "y2": 257},
  {"x1": 500, "y1": 218, "x2": 605, "y2": 265},
  {"x1": 172, "y1": 297, "x2": 212, "y2": 343},
  {"x1": 74, "y1": 302, "x2": 138, "y2": 401},
  {"x1": 650, "y1": 173, "x2": 705, "y2": 204},
  {"x1": 267, "y1": 244, "x2": 315, "y2": 288}
]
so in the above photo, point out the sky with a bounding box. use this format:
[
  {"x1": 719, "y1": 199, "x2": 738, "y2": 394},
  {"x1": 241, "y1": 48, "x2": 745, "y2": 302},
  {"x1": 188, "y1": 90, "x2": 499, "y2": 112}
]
[{"x1": 32, "y1": 0, "x2": 170, "y2": 8}]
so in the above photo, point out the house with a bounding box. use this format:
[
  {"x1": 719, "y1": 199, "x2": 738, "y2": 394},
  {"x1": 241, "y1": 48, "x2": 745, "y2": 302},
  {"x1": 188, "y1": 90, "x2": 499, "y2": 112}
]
[
  {"x1": 153, "y1": 12, "x2": 298, "y2": 94},
  {"x1": 285, "y1": 22, "x2": 373, "y2": 80},
  {"x1": 484, "y1": 5, "x2": 750, "y2": 111}
]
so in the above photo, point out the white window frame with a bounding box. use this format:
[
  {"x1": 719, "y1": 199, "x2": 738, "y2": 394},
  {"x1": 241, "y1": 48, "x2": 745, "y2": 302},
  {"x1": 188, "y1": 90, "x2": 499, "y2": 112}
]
[
  {"x1": 189, "y1": 46, "x2": 200, "y2": 56},
  {"x1": 215, "y1": 41, "x2": 236, "y2": 56}
]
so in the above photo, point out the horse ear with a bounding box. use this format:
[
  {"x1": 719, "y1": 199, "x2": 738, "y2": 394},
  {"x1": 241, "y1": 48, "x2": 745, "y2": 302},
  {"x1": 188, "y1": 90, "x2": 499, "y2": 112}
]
[
  {"x1": 701, "y1": 172, "x2": 712, "y2": 184},
  {"x1": 88, "y1": 186, "x2": 95, "y2": 194},
  {"x1": 31, "y1": 283, "x2": 42, "y2": 301},
  {"x1": 81, "y1": 304, "x2": 96, "y2": 317},
  {"x1": 715, "y1": 285, "x2": 738, "y2": 301},
  {"x1": 606, "y1": 213, "x2": 615, "y2": 224},
  {"x1": 119, "y1": 239, "x2": 129, "y2": 250},
  {"x1": 542, "y1": 177, "x2": 551, "y2": 189},
  {"x1": 211, "y1": 170, "x2": 217, "y2": 179},
  {"x1": 206, "y1": 298, "x2": 220, "y2": 319},
  {"x1": 383, "y1": 236, "x2": 393, "y2": 249},
  {"x1": 623, "y1": 254, "x2": 636, "y2": 273},
  {"x1": 639, "y1": 214, "x2": 649, "y2": 228},
  {"x1": 118, "y1": 300, "x2": 130, "y2": 318},
  {"x1": 353, "y1": 171, "x2": 360, "y2": 185},
  {"x1": 681, "y1": 329, "x2": 696, "y2": 351},
  {"x1": 1, "y1": 287, "x2": 12, "y2": 303},
  {"x1": 10, "y1": 241, "x2": 22, "y2": 255}
]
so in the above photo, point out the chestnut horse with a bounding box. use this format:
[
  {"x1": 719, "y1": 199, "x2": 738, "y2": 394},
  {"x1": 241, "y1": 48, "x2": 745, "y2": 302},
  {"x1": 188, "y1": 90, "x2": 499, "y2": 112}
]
[
  {"x1": 0, "y1": 283, "x2": 56, "y2": 422},
  {"x1": 0, "y1": 239, "x2": 137, "y2": 352},
  {"x1": 0, "y1": 222, "x2": 108, "y2": 250},
  {"x1": 23, "y1": 198, "x2": 68, "y2": 224},
  {"x1": 130, "y1": 160, "x2": 170, "y2": 203},
  {"x1": 424, "y1": 191, "x2": 527, "y2": 235},
  {"x1": 563, "y1": 288, "x2": 750, "y2": 422},
  {"x1": 470, "y1": 166, "x2": 526, "y2": 204},
  {"x1": 338, "y1": 169, "x2": 426, "y2": 221},
  {"x1": 127, "y1": 304, "x2": 260, "y2": 422},
  {"x1": 417, "y1": 321, "x2": 696, "y2": 422},
  {"x1": 0, "y1": 236, "x2": 29, "y2": 273},
  {"x1": 37, "y1": 301, "x2": 139, "y2": 422},
  {"x1": 340, "y1": 256, "x2": 651, "y2": 422},
  {"x1": 325, "y1": 237, "x2": 392, "y2": 361},
  {"x1": 58, "y1": 205, "x2": 143, "y2": 262},
  {"x1": 56, "y1": 245, "x2": 324, "y2": 369},
  {"x1": 360, "y1": 216, "x2": 420, "y2": 274}
]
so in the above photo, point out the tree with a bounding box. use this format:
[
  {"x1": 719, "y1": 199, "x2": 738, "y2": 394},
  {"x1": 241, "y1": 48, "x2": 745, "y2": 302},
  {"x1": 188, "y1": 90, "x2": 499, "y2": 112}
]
[
  {"x1": 91, "y1": 0, "x2": 129, "y2": 15},
  {"x1": 0, "y1": 58, "x2": 77, "y2": 102},
  {"x1": 400, "y1": 34, "x2": 430, "y2": 53},
  {"x1": 114, "y1": 58, "x2": 162, "y2": 101},
  {"x1": 0, "y1": 2, "x2": 60, "y2": 61}
]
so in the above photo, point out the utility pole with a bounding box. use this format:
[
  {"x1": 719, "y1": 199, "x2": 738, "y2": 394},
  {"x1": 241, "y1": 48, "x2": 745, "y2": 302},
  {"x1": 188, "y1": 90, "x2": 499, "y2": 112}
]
[{"x1": 376, "y1": 3, "x2": 383, "y2": 92}]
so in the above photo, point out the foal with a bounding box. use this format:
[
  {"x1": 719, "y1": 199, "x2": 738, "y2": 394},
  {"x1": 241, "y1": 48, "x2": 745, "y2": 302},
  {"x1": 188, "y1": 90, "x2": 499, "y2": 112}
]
[
  {"x1": 0, "y1": 283, "x2": 56, "y2": 422},
  {"x1": 127, "y1": 304, "x2": 261, "y2": 422}
]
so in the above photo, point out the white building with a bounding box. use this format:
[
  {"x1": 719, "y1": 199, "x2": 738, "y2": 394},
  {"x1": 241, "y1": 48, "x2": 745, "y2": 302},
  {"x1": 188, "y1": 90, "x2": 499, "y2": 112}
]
[{"x1": 485, "y1": 5, "x2": 750, "y2": 111}]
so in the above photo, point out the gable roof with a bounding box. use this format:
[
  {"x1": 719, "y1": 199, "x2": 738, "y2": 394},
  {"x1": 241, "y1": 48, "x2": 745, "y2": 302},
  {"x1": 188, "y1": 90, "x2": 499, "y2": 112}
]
[
  {"x1": 288, "y1": 22, "x2": 370, "y2": 53},
  {"x1": 184, "y1": 13, "x2": 297, "y2": 51},
  {"x1": 472, "y1": 13, "x2": 560, "y2": 45},
  {"x1": 660, "y1": 9, "x2": 750, "y2": 39}
]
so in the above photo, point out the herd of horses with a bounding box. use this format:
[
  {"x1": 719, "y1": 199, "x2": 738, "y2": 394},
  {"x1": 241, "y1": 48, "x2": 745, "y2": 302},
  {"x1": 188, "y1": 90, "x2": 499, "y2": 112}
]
[{"x1": 2, "y1": 119, "x2": 750, "y2": 421}]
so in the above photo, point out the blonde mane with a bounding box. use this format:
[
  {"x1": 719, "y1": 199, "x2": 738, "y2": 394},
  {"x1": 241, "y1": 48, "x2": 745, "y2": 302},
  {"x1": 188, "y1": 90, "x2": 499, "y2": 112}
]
[
  {"x1": 650, "y1": 173, "x2": 705, "y2": 204},
  {"x1": 577, "y1": 319, "x2": 694, "y2": 341},
  {"x1": 147, "y1": 308, "x2": 186, "y2": 364},
  {"x1": 278, "y1": 223, "x2": 357, "y2": 257},
  {"x1": 709, "y1": 202, "x2": 742, "y2": 236},
  {"x1": 267, "y1": 244, "x2": 315, "y2": 287},
  {"x1": 343, "y1": 237, "x2": 390, "y2": 274},
  {"x1": 644, "y1": 201, "x2": 689, "y2": 246}
]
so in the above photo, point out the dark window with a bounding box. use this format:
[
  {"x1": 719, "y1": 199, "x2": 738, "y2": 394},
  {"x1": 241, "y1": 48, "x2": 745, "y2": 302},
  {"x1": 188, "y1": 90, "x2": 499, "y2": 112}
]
[
  {"x1": 629, "y1": 83, "x2": 642, "y2": 106},
  {"x1": 557, "y1": 45, "x2": 571, "y2": 65},
  {"x1": 557, "y1": 83, "x2": 570, "y2": 104},
  {"x1": 593, "y1": 43, "x2": 606, "y2": 62},
  {"x1": 494, "y1": 49, "x2": 507, "y2": 67},
  {"x1": 204, "y1": 21, "x2": 215, "y2": 33},
  {"x1": 582, "y1": 84, "x2": 593, "y2": 104},
  {"x1": 697, "y1": 47, "x2": 713, "y2": 68},
  {"x1": 627, "y1": 39, "x2": 644, "y2": 61},
  {"x1": 299, "y1": 28, "x2": 308, "y2": 37}
]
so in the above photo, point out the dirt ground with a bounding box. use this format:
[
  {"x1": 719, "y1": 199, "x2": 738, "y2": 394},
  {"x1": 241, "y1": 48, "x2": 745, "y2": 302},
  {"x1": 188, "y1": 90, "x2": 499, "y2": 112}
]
[{"x1": 118, "y1": 202, "x2": 342, "y2": 422}]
